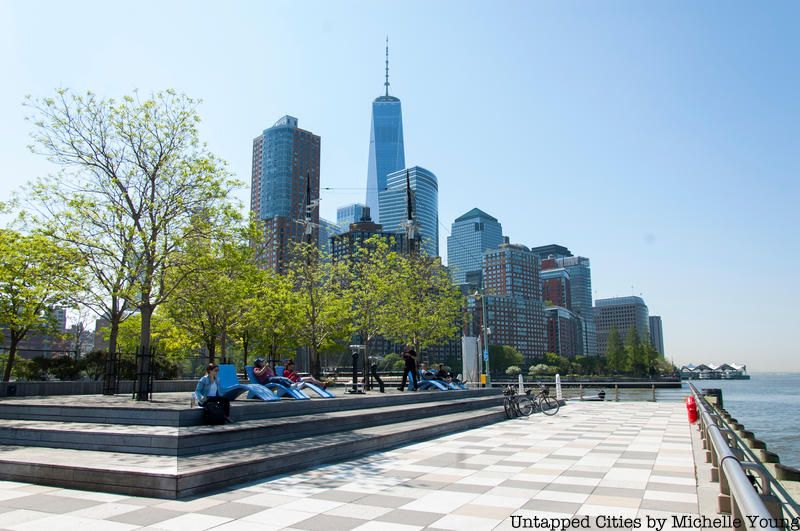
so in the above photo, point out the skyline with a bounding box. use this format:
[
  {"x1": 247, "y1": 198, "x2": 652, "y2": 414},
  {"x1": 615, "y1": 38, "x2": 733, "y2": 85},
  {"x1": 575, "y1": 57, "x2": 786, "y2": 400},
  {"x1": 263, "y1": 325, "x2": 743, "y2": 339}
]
[{"x1": 0, "y1": 1, "x2": 798, "y2": 370}]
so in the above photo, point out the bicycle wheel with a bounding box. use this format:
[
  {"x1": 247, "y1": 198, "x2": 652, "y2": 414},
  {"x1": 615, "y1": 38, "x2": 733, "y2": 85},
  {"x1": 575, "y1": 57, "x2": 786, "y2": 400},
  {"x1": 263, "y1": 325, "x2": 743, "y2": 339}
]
[
  {"x1": 539, "y1": 396, "x2": 560, "y2": 416},
  {"x1": 503, "y1": 397, "x2": 514, "y2": 419},
  {"x1": 515, "y1": 396, "x2": 535, "y2": 417}
]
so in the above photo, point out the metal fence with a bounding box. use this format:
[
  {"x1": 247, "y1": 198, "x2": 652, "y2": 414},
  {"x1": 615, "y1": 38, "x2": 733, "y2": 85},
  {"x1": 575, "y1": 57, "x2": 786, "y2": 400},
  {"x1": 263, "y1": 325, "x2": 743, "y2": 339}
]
[{"x1": 690, "y1": 382, "x2": 797, "y2": 530}]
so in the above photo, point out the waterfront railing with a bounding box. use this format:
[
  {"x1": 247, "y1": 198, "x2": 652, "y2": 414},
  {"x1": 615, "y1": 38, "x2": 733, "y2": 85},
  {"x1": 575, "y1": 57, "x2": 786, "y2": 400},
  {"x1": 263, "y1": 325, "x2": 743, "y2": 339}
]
[{"x1": 690, "y1": 382, "x2": 798, "y2": 530}]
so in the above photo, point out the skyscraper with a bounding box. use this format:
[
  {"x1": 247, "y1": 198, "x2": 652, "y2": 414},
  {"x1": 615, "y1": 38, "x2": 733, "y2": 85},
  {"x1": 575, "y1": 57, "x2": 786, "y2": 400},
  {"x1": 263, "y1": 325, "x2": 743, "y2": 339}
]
[
  {"x1": 378, "y1": 166, "x2": 439, "y2": 257},
  {"x1": 336, "y1": 203, "x2": 366, "y2": 232},
  {"x1": 594, "y1": 296, "x2": 650, "y2": 355},
  {"x1": 366, "y1": 40, "x2": 405, "y2": 221},
  {"x1": 250, "y1": 115, "x2": 320, "y2": 273},
  {"x1": 649, "y1": 315, "x2": 665, "y2": 356},
  {"x1": 482, "y1": 243, "x2": 547, "y2": 363},
  {"x1": 447, "y1": 208, "x2": 504, "y2": 286},
  {"x1": 555, "y1": 256, "x2": 597, "y2": 356},
  {"x1": 317, "y1": 218, "x2": 342, "y2": 256}
]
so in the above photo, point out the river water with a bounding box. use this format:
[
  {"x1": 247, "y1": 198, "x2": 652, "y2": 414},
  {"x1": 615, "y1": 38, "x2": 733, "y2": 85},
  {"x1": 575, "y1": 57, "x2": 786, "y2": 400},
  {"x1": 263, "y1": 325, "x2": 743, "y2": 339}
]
[{"x1": 644, "y1": 373, "x2": 800, "y2": 468}]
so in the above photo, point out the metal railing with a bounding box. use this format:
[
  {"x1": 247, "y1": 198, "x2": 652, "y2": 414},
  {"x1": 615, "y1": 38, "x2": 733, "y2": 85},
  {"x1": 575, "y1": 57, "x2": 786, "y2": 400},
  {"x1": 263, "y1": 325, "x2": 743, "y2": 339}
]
[{"x1": 690, "y1": 383, "x2": 798, "y2": 530}]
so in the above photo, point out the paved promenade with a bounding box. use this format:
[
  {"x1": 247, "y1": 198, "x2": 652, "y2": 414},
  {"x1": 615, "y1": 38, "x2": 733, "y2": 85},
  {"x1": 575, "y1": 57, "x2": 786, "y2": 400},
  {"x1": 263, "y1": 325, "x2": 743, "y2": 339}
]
[{"x1": 0, "y1": 401, "x2": 700, "y2": 530}]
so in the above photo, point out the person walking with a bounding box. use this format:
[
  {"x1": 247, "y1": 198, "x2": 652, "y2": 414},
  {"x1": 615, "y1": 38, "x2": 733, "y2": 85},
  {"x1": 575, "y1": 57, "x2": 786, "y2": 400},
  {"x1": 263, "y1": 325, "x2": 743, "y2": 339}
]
[{"x1": 397, "y1": 346, "x2": 418, "y2": 391}]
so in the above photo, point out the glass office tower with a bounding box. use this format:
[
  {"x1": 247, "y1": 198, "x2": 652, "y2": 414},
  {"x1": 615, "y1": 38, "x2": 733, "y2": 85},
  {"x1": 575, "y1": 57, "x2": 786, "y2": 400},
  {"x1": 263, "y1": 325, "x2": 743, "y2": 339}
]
[
  {"x1": 378, "y1": 166, "x2": 438, "y2": 257},
  {"x1": 366, "y1": 43, "x2": 405, "y2": 221}
]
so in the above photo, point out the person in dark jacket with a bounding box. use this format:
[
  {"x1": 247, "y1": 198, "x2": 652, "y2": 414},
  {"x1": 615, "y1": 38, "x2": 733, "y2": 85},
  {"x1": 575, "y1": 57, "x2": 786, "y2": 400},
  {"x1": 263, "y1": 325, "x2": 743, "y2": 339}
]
[{"x1": 397, "y1": 346, "x2": 418, "y2": 391}]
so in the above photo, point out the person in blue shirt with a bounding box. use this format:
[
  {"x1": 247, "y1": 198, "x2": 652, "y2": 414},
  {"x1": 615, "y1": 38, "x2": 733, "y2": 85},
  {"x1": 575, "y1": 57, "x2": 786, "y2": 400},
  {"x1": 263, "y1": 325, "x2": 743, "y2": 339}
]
[{"x1": 194, "y1": 363, "x2": 230, "y2": 421}]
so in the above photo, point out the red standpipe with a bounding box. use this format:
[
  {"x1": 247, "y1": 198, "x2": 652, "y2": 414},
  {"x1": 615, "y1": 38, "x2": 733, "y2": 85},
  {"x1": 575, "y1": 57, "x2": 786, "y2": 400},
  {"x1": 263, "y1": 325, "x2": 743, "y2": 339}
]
[{"x1": 686, "y1": 395, "x2": 698, "y2": 424}]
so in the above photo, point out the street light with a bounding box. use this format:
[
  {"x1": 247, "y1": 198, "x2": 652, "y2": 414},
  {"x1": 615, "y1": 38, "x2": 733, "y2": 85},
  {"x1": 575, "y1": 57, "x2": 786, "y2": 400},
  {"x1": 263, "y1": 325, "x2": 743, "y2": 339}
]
[{"x1": 472, "y1": 291, "x2": 491, "y2": 387}]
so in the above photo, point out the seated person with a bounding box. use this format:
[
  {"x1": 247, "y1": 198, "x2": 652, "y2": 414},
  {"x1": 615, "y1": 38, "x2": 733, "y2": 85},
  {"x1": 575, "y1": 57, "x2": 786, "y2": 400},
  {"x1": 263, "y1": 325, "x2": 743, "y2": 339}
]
[
  {"x1": 195, "y1": 362, "x2": 231, "y2": 422},
  {"x1": 253, "y1": 357, "x2": 275, "y2": 384},
  {"x1": 283, "y1": 360, "x2": 327, "y2": 389},
  {"x1": 418, "y1": 362, "x2": 436, "y2": 381},
  {"x1": 435, "y1": 363, "x2": 452, "y2": 383}
]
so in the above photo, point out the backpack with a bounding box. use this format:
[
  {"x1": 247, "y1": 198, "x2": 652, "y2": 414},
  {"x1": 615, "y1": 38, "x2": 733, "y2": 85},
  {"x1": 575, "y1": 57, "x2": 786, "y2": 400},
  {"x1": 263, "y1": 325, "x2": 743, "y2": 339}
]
[{"x1": 203, "y1": 401, "x2": 226, "y2": 425}]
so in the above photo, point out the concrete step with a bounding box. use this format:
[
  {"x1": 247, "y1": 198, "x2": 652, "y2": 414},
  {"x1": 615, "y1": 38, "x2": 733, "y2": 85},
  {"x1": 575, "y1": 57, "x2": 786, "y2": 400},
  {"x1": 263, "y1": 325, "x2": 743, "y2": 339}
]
[
  {"x1": 0, "y1": 406, "x2": 507, "y2": 498},
  {"x1": 0, "y1": 395, "x2": 503, "y2": 456},
  {"x1": 0, "y1": 388, "x2": 499, "y2": 426}
]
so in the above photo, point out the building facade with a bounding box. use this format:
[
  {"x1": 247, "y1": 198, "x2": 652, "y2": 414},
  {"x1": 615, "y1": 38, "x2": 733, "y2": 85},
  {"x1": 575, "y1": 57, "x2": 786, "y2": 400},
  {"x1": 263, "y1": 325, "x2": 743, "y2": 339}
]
[
  {"x1": 446, "y1": 208, "x2": 503, "y2": 286},
  {"x1": 317, "y1": 218, "x2": 342, "y2": 256},
  {"x1": 378, "y1": 166, "x2": 439, "y2": 257},
  {"x1": 330, "y1": 207, "x2": 417, "y2": 262},
  {"x1": 250, "y1": 115, "x2": 321, "y2": 273},
  {"x1": 540, "y1": 267, "x2": 571, "y2": 309},
  {"x1": 594, "y1": 296, "x2": 650, "y2": 356},
  {"x1": 545, "y1": 306, "x2": 581, "y2": 358},
  {"x1": 482, "y1": 243, "x2": 547, "y2": 363},
  {"x1": 555, "y1": 256, "x2": 597, "y2": 356},
  {"x1": 336, "y1": 203, "x2": 366, "y2": 232},
  {"x1": 649, "y1": 315, "x2": 665, "y2": 356},
  {"x1": 365, "y1": 45, "x2": 405, "y2": 221}
]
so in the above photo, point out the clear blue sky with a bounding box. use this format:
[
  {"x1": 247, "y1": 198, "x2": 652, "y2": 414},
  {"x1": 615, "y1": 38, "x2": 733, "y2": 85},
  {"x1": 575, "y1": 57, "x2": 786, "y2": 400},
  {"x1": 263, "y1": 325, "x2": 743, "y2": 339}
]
[{"x1": 1, "y1": 1, "x2": 798, "y2": 370}]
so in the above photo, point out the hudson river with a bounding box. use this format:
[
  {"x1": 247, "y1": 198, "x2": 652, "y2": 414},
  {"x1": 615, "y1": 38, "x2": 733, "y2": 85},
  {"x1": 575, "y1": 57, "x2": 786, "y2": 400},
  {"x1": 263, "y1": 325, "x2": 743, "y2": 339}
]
[{"x1": 686, "y1": 372, "x2": 800, "y2": 468}]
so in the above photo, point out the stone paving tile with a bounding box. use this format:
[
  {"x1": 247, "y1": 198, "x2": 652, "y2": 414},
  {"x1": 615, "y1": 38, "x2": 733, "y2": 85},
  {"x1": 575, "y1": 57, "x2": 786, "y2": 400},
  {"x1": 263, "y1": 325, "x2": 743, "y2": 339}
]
[{"x1": 0, "y1": 401, "x2": 711, "y2": 529}]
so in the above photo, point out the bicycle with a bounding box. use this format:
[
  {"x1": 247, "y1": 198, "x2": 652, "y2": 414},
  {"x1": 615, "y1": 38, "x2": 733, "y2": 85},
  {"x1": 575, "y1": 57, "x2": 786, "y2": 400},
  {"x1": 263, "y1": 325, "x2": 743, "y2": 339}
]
[
  {"x1": 529, "y1": 384, "x2": 560, "y2": 416},
  {"x1": 502, "y1": 385, "x2": 535, "y2": 418}
]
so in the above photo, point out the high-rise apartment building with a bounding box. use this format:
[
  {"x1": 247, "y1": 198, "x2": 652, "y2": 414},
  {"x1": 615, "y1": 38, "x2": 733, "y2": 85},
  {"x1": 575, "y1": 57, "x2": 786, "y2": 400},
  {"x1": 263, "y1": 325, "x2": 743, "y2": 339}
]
[
  {"x1": 378, "y1": 166, "x2": 439, "y2": 257},
  {"x1": 447, "y1": 208, "x2": 503, "y2": 286},
  {"x1": 317, "y1": 218, "x2": 342, "y2": 256},
  {"x1": 545, "y1": 306, "x2": 581, "y2": 358},
  {"x1": 530, "y1": 244, "x2": 572, "y2": 260},
  {"x1": 594, "y1": 296, "x2": 650, "y2": 355},
  {"x1": 366, "y1": 42, "x2": 405, "y2": 221},
  {"x1": 540, "y1": 268, "x2": 571, "y2": 309},
  {"x1": 336, "y1": 203, "x2": 366, "y2": 232},
  {"x1": 482, "y1": 243, "x2": 547, "y2": 363},
  {"x1": 250, "y1": 116, "x2": 320, "y2": 273},
  {"x1": 649, "y1": 315, "x2": 665, "y2": 356},
  {"x1": 555, "y1": 256, "x2": 597, "y2": 356}
]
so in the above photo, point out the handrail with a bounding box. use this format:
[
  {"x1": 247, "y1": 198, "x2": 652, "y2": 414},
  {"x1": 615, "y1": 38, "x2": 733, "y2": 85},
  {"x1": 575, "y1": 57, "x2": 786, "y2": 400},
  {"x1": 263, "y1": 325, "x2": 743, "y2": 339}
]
[{"x1": 689, "y1": 383, "x2": 785, "y2": 529}]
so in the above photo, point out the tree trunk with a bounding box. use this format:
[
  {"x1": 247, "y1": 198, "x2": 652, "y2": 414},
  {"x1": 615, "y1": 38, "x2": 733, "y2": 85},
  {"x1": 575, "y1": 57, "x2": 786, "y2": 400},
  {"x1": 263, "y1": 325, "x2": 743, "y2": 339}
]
[
  {"x1": 2, "y1": 336, "x2": 21, "y2": 382},
  {"x1": 135, "y1": 303, "x2": 154, "y2": 401},
  {"x1": 206, "y1": 339, "x2": 216, "y2": 365},
  {"x1": 310, "y1": 345, "x2": 320, "y2": 379},
  {"x1": 102, "y1": 312, "x2": 122, "y2": 395},
  {"x1": 242, "y1": 332, "x2": 249, "y2": 368},
  {"x1": 220, "y1": 326, "x2": 228, "y2": 365}
]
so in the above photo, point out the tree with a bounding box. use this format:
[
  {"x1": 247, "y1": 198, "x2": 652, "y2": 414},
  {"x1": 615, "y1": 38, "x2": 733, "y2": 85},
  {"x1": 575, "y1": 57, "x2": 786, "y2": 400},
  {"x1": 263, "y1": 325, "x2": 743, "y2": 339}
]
[
  {"x1": 26, "y1": 89, "x2": 238, "y2": 398},
  {"x1": 242, "y1": 269, "x2": 302, "y2": 364},
  {"x1": 0, "y1": 230, "x2": 79, "y2": 381},
  {"x1": 505, "y1": 365, "x2": 521, "y2": 377},
  {"x1": 604, "y1": 325, "x2": 626, "y2": 374},
  {"x1": 382, "y1": 255, "x2": 462, "y2": 352},
  {"x1": 165, "y1": 216, "x2": 257, "y2": 364},
  {"x1": 528, "y1": 364, "x2": 557, "y2": 376},
  {"x1": 343, "y1": 235, "x2": 401, "y2": 360},
  {"x1": 488, "y1": 345, "x2": 524, "y2": 373},
  {"x1": 288, "y1": 242, "x2": 354, "y2": 378},
  {"x1": 626, "y1": 327, "x2": 648, "y2": 376}
]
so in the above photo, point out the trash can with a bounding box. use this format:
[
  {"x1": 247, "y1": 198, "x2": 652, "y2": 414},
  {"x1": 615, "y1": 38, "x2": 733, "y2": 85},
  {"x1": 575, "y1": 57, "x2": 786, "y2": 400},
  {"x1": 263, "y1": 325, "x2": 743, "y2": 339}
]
[
  {"x1": 6, "y1": 384, "x2": 16, "y2": 397},
  {"x1": 702, "y1": 388, "x2": 723, "y2": 408}
]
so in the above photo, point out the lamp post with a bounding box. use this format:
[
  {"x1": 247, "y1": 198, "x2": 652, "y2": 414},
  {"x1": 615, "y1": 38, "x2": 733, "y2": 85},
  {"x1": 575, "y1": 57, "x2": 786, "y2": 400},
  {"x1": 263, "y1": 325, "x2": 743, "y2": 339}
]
[{"x1": 473, "y1": 291, "x2": 491, "y2": 387}]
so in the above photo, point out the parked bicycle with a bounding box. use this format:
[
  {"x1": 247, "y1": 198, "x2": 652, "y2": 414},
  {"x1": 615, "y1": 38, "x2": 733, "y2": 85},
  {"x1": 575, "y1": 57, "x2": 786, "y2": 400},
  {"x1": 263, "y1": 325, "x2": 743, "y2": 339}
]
[
  {"x1": 502, "y1": 384, "x2": 560, "y2": 418},
  {"x1": 530, "y1": 384, "x2": 560, "y2": 416},
  {"x1": 502, "y1": 385, "x2": 534, "y2": 418}
]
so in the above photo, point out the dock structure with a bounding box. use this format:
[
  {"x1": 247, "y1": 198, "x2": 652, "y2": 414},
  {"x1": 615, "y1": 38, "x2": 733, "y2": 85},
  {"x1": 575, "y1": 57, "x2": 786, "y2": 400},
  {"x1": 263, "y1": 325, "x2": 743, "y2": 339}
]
[{"x1": 0, "y1": 393, "x2": 743, "y2": 529}]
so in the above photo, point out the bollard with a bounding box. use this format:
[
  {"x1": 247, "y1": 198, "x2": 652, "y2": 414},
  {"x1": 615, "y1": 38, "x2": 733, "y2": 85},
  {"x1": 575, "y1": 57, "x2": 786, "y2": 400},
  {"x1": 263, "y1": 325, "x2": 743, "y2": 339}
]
[
  {"x1": 615, "y1": 384, "x2": 619, "y2": 401},
  {"x1": 579, "y1": 384, "x2": 584, "y2": 400},
  {"x1": 652, "y1": 384, "x2": 656, "y2": 402},
  {"x1": 555, "y1": 374, "x2": 562, "y2": 401},
  {"x1": 518, "y1": 374, "x2": 524, "y2": 395}
]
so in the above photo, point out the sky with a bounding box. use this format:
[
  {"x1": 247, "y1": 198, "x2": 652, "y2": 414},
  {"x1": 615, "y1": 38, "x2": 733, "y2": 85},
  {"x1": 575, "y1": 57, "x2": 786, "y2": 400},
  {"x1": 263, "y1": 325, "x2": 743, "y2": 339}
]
[{"x1": 1, "y1": 1, "x2": 798, "y2": 370}]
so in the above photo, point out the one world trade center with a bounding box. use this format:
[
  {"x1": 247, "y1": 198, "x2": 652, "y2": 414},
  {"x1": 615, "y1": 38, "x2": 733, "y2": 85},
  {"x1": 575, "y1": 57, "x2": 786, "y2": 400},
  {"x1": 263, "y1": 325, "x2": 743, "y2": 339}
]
[{"x1": 366, "y1": 39, "x2": 405, "y2": 222}]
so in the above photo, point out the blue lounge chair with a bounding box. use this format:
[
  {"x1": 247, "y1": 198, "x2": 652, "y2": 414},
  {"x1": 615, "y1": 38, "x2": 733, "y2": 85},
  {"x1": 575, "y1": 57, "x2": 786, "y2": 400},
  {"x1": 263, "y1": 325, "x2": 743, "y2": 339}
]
[
  {"x1": 275, "y1": 365, "x2": 335, "y2": 398},
  {"x1": 216, "y1": 364, "x2": 280, "y2": 401},
  {"x1": 244, "y1": 366, "x2": 310, "y2": 400},
  {"x1": 409, "y1": 372, "x2": 450, "y2": 391}
]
